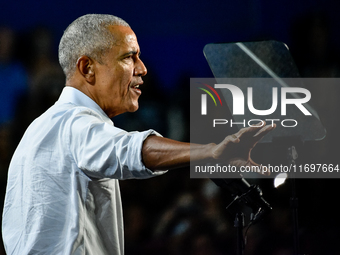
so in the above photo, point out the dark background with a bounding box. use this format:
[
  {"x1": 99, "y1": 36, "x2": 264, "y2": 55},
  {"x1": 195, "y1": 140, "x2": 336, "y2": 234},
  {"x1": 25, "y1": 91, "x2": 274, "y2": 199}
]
[{"x1": 1, "y1": 0, "x2": 340, "y2": 254}]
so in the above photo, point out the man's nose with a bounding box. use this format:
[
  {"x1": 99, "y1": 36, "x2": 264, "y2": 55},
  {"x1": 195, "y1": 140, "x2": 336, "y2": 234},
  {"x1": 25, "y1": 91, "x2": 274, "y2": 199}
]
[{"x1": 134, "y1": 58, "x2": 147, "y2": 76}]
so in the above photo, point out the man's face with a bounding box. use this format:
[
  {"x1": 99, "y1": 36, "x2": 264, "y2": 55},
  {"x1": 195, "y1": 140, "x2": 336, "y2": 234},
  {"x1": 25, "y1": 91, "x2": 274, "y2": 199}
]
[{"x1": 93, "y1": 25, "x2": 147, "y2": 118}]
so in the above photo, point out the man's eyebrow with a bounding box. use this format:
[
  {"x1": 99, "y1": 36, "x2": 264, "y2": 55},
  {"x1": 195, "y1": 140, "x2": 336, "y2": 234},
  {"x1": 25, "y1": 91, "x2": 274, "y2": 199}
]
[{"x1": 121, "y1": 51, "x2": 141, "y2": 57}]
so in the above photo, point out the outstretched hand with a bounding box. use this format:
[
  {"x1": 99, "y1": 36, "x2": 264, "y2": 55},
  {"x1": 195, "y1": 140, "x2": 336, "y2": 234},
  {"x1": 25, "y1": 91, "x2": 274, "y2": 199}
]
[{"x1": 211, "y1": 122, "x2": 276, "y2": 176}]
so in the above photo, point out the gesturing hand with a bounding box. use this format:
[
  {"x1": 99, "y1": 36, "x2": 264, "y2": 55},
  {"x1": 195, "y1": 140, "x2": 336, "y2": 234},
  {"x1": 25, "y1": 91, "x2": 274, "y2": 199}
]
[{"x1": 211, "y1": 122, "x2": 276, "y2": 176}]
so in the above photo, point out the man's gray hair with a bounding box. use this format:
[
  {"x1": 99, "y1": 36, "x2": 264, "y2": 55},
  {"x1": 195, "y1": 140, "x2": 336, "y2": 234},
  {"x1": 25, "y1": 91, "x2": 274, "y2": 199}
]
[{"x1": 58, "y1": 14, "x2": 130, "y2": 79}]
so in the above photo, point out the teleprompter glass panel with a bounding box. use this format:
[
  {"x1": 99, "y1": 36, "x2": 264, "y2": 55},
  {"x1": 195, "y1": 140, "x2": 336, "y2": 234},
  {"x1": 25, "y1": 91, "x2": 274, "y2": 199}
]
[{"x1": 202, "y1": 41, "x2": 326, "y2": 142}]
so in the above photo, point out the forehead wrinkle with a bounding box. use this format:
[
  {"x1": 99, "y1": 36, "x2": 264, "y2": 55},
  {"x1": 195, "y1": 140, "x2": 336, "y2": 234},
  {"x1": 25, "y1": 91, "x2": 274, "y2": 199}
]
[
  {"x1": 108, "y1": 25, "x2": 136, "y2": 43},
  {"x1": 102, "y1": 25, "x2": 140, "y2": 63},
  {"x1": 118, "y1": 26, "x2": 136, "y2": 40}
]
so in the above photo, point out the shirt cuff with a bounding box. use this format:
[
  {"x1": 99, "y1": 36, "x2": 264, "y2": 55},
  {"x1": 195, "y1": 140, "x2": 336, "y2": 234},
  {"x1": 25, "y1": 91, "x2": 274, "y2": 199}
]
[{"x1": 124, "y1": 129, "x2": 168, "y2": 179}]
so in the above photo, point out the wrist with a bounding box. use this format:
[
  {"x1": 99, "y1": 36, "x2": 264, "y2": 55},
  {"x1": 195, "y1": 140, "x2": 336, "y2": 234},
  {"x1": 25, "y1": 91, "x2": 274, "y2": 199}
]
[{"x1": 206, "y1": 143, "x2": 218, "y2": 161}]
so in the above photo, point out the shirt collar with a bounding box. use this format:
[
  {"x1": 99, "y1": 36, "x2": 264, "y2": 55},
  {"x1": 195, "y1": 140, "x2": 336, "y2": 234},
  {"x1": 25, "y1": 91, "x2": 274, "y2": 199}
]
[{"x1": 57, "y1": 86, "x2": 113, "y2": 123}]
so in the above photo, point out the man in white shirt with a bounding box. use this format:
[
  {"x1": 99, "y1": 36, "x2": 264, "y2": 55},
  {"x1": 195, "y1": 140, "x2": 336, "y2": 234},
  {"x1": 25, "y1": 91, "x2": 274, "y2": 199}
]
[{"x1": 2, "y1": 14, "x2": 274, "y2": 254}]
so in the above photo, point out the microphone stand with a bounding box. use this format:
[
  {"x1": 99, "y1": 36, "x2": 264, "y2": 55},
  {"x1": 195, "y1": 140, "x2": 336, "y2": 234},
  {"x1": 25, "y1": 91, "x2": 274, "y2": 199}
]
[
  {"x1": 212, "y1": 178, "x2": 272, "y2": 255},
  {"x1": 273, "y1": 136, "x2": 302, "y2": 255}
]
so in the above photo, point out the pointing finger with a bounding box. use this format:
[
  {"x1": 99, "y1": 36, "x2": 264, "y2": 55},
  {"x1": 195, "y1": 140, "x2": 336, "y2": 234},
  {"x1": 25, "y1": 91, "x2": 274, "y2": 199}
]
[
  {"x1": 236, "y1": 121, "x2": 266, "y2": 138},
  {"x1": 253, "y1": 123, "x2": 276, "y2": 140}
]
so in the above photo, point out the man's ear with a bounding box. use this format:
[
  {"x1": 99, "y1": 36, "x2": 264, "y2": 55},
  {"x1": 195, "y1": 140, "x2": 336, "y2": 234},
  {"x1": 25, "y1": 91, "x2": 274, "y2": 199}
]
[{"x1": 76, "y1": 56, "x2": 95, "y2": 84}]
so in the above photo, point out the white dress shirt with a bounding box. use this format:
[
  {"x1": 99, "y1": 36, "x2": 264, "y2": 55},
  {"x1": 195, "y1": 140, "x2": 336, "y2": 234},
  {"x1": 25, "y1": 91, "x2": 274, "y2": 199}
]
[{"x1": 2, "y1": 86, "x2": 166, "y2": 255}]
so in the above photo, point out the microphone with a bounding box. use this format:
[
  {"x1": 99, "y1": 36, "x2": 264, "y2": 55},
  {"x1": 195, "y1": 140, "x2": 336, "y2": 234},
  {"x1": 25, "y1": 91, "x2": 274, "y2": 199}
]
[{"x1": 211, "y1": 177, "x2": 272, "y2": 224}]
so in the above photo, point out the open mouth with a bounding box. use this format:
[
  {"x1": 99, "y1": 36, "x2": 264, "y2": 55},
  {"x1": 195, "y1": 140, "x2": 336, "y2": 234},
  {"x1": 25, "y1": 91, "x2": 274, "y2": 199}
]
[{"x1": 130, "y1": 84, "x2": 142, "y2": 94}]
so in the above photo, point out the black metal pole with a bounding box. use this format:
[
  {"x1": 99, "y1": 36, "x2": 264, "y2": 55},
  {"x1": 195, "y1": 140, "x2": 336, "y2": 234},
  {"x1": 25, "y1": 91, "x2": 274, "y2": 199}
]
[
  {"x1": 291, "y1": 177, "x2": 300, "y2": 255},
  {"x1": 288, "y1": 146, "x2": 300, "y2": 255},
  {"x1": 234, "y1": 212, "x2": 245, "y2": 255}
]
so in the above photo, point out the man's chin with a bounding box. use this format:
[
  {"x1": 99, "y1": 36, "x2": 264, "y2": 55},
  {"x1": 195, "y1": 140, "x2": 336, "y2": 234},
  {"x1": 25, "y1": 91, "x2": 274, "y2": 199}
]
[{"x1": 128, "y1": 102, "x2": 139, "y2": 113}]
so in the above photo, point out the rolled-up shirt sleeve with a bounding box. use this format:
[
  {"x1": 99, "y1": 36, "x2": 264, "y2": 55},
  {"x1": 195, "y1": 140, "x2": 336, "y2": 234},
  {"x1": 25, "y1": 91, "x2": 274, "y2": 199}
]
[{"x1": 69, "y1": 109, "x2": 167, "y2": 180}]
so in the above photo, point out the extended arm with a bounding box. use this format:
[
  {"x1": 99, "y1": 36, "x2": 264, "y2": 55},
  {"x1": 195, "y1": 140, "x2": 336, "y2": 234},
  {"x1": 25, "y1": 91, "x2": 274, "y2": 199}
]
[
  {"x1": 142, "y1": 122, "x2": 275, "y2": 173},
  {"x1": 142, "y1": 136, "x2": 216, "y2": 170}
]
